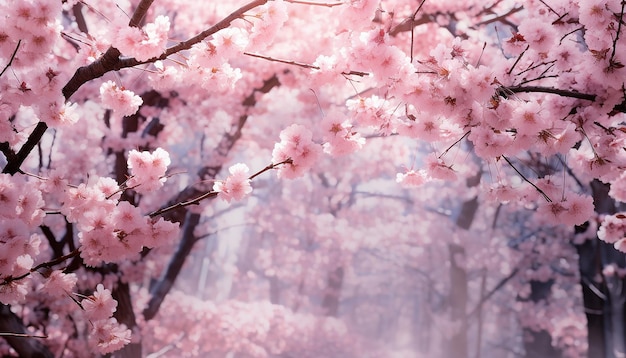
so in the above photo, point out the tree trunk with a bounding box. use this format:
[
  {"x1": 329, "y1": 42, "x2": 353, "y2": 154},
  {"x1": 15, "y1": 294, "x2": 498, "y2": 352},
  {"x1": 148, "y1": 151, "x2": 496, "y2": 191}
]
[
  {"x1": 575, "y1": 234, "x2": 608, "y2": 358},
  {"x1": 0, "y1": 304, "x2": 53, "y2": 358},
  {"x1": 446, "y1": 168, "x2": 480, "y2": 358},
  {"x1": 112, "y1": 281, "x2": 142, "y2": 358},
  {"x1": 321, "y1": 266, "x2": 344, "y2": 317},
  {"x1": 521, "y1": 280, "x2": 562, "y2": 358}
]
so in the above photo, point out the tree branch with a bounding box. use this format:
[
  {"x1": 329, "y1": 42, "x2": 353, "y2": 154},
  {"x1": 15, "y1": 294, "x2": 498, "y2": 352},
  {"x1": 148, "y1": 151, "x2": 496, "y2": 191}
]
[
  {"x1": 504, "y1": 86, "x2": 596, "y2": 101},
  {"x1": 143, "y1": 212, "x2": 201, "y2": 320},
  {"x1": 0, "y1": 304, "x2": 53, "y2": 358},
  {"x1": 3, "y1": 0, "x2": 270, "y2": 176}
]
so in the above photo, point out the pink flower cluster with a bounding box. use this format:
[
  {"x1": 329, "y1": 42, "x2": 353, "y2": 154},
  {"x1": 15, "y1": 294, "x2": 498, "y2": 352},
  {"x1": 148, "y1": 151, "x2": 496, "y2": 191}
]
[
  {"x1": 271, "y1": 124, "x2": 321, "y2": 179},
  {"x1": 248, "y1": 0, "x2": 288, "y2": 50},
  {"x1": 320, "y1": 110, "x2": 365, "y2": 156},
  {"x1": 39, "y1": 100, "x2": 79, "y2": 127},
  {"x1": 61, "y1": 175, "x2": 179, "y2": 266},
  {"x1": 0, "y1": 0, "x2": 62, "y2": 61},
  {"x1": 599, "y1": 213, "x2": 626, "y2": 251},
  {"x1": 396, "y1": 168, "x2": 429, "y2": 188},
  {"x1": 535, "y1": 193, "x2": 595, "y2": 226},
  {"x1": 82, "y1": 284, "x2": 131, "y2": 354},
  {"x1": 396, "y1": 153, "x2": 457, "y2": 188},
  {"x1": 213, "y1": 163, "x2": 253, "y2": 203},
  {"x1": 126, "y1": 147, "x2": 171, "y2": 194},
  {"x1": 99, "y1": 81, "x2": 143, "y2": 117},
  {"x1": 0, "y1": 174, "x2": 45, "y2": 304},
  {"x1": 189, "y1": 27, "x2": 249, "y2": 69},
  {"x1": 113, "y1": 15, "x2": 170, "y2": 62}
]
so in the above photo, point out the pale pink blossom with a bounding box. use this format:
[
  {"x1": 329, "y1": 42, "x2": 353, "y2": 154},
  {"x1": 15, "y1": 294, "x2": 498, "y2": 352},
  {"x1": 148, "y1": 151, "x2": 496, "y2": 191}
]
[
  {"x1": 99, "y1": 81, "x2": 143, "y2": 117},
  {"x1": 320, "y1": 111, "x2": 365, "y2": 156},
  {"x1": 83, "y1": 284, "x2": 117, "y2": 321},
  {"x1": 214, "y1": 163, "x2": 253, "y2": 203},
  {"x1": 424, "y1": 153, "x2": 457, "y2": 181},
  {"x1": 42, "y1": 270, "x2": 77, "y2": 298},
  {"x1": 39, "y1": 100, "x2": 79, "y2": 127},
  {"x1": 396, "y1": 169, "x2": 428, "y2": 187},
  {"x1": 113, "y1": 15, "x2": 170, "y2": 61},
  {"x1": 599, "y1": 213, "x2": 626, "y2": 245},
  {"x1": 272, "y1": 125, "x2": 321, "y2": 179},
  {"x1": 127, "y1": 147, "x2": 171, "y2": 194},
  {"x1": 89, "y1": 318, "x2": 131, "y2": 354}
]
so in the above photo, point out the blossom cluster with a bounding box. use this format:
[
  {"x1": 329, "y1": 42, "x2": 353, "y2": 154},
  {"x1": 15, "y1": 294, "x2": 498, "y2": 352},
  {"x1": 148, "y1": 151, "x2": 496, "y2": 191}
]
[
  {"x1": 271, "y1": 124, "x2": 321, "y2": 179},
  {"x1": 82, "y1": 284, "x2": 131, "y2": 354},
  {"x1": 112, "y1": 15, "x2": 170, "y2": 62},
  {"x1": 214, "y1": 163, "x2": 253, "y2": 203},
  {"x1": 320, "y1": 110, "x2": 365, "y2": 156},
  {"x1": 126, "y1": 147, "x2": 171, "y2": 194},
  {"x1": 0, "y1": 174, "x2": 45, "y2": 304},
  {"x1": 61, "y1": 174, "x2": 179, "y2": 266},
  {"x1": 599, "y1": 213, "x2": 626, "y2": 251},
  {"x1": 99, "y1": 80, "x2": 143, "y2": 117}
]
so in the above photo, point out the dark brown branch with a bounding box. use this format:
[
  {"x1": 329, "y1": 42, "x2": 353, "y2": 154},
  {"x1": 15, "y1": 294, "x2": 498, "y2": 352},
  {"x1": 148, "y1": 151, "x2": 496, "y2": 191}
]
[
  {"x1": 71, "y1": 2, "x2": 89, "y2": 34},
  {"x1": 1, "y1": 249, "x2": 80, "y2": 286},
  {"x1": 0, "y1": 40, "x2": 21, "y2": 78},
  {"x1": 149, "y1": 159, "x2": 292, "y2": 218},
  {"x1": 505, "y1": 86, "x2": 596, "y2": 101},
  {"x1": 502, "y1": 155, "x2": 552, "y2": 202},
  {"x1": 0, "y1": 305, "x2": 53, "y2": 358},
  {"x1": 129, "y1": 0, "x2": 155, "y2": 28},
  {"x1": 4, "y1": 0, "x2": 269, "y2": 176},
  {"x1": 143, "y1": 212, "x2": 201, "y2": 320},
  {"x1": 117, "y1": 0, "x2": 269, "y2": 69},
  {"x1": 474, "y1": 6, "x2": 523, "y2": 27},
  {"x1": 467, "y1": 267, "x2": 519, "y2": 319},
  {"x1": 244, "y1": 52, "x2": 369, "y2": 77},
  {"x1": 609, "y1": 0, "x2": 626, "y2": 66}
]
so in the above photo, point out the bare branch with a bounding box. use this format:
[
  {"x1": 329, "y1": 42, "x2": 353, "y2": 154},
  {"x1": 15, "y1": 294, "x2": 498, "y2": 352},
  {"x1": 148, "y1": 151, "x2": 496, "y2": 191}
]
[{"x1": 0, "y1": 40, "x2": 21, "y2": 78}]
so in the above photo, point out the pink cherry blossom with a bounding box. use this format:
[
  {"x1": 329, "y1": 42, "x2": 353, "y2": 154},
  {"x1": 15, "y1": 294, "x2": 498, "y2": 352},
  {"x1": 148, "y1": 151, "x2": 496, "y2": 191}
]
[
  {"x1": 213, "y1": 163, "x2": 253, "y2": 203},
  {"x1": 127, "y1": 147, "x2": 171, "y2": 194},
  {"x1": 99, "y1": 81, "x2": 143, "y2": 117},
  {"x1": 113, "y1": 15, "x2": 170, "y2": 62},
  {"x1": 272, "y1": 124, "x2": 321, "y2": 179},
  {"x1": 89, "y1": 318, "x2": 131, "y2": 354},
  {"x1": 82, "y1": 284, "x2": 117, "y2": 321}
]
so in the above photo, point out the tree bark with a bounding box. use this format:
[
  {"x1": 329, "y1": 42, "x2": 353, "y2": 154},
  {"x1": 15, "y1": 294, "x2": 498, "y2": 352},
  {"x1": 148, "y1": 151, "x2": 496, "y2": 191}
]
[
  {"x1": 321, "y1": 266, "x2": 344, "y2": 317},
  {"x1": 0, "y1": 304, "x2": 53, "y2": 358},
  {"x1": 446, "y1": 168, "x2": 480, "y2": 358}
]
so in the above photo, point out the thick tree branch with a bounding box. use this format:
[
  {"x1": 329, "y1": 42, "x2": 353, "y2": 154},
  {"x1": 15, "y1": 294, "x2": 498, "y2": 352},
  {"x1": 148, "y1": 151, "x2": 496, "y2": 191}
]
[
  {"x1": 467, "y1": 268, "x2": 519, "y2": 319},
  {"x1": 143, "y1": 212, "x2": 201, "y2": 320},
  {"x1": 4, "y1": 0, "x2": 269, "y2": 176},
  {"x1": 117, "y1": 0, "x2": 269, "y2": 68},
  {"x1": 159, "y1": 73, "x2": 281, "y2": 223},
  {"x1": 505, "y1": 86, "x2": 596, "y2": 101},
  {"x1": 0, "y1": 304, "x2": 53, "y2": 358}
]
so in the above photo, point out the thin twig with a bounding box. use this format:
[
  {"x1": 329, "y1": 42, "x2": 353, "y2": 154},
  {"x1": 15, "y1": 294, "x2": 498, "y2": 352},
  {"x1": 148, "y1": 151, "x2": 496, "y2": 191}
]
[
  {"x1": 507, "y1": 45, "x2": 529, "y2": 75},
  {"x1": 502, "y1": 155, "x2": 552, "y2": 202},
  {"x1": 285, "y1": 0, "x2": 343, "y2": 6},
  {"x1": 410, "y1": 0, "x2": 427, "y2": 63},
  {"x1": 439, "y1": 131, "x2": 470, "y2": 158},
  {"x1": 505, "y1": 85, "x2": 596, "y2": 101},
  {"x1": 244, "y1": 52, "x2": 369, "y2": 76},
  {"x1": 1, "y1": 249, "x2": 81, "y2": 285},
  {"x1": 0, "y1": 40, "x2": 20, "y2": 78},
  {"x1": 610, "y1": 0, "x2": 626, "y2": 66},
  {"x1": 0, "y1": 332, "x2": 48, "y2": 339},
  {"x1": 538, "y1": 0, "x2": 559, "y2": 16},
  {"x1": 149, "y1": 159, "x2": 292, "y2": 218}
]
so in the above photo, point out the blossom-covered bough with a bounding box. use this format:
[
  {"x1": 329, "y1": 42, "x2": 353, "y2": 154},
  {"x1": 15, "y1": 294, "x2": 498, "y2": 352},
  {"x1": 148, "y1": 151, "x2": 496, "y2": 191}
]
[{"x1": 2, "y1": 0, "x2": 626, "y2": 357}]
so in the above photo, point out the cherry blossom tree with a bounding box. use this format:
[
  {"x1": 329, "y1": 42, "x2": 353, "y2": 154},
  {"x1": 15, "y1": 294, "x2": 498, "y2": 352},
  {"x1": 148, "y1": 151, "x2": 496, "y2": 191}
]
[{"x1": 2, "y1": 0, "x2": 626, "y2": 357}]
